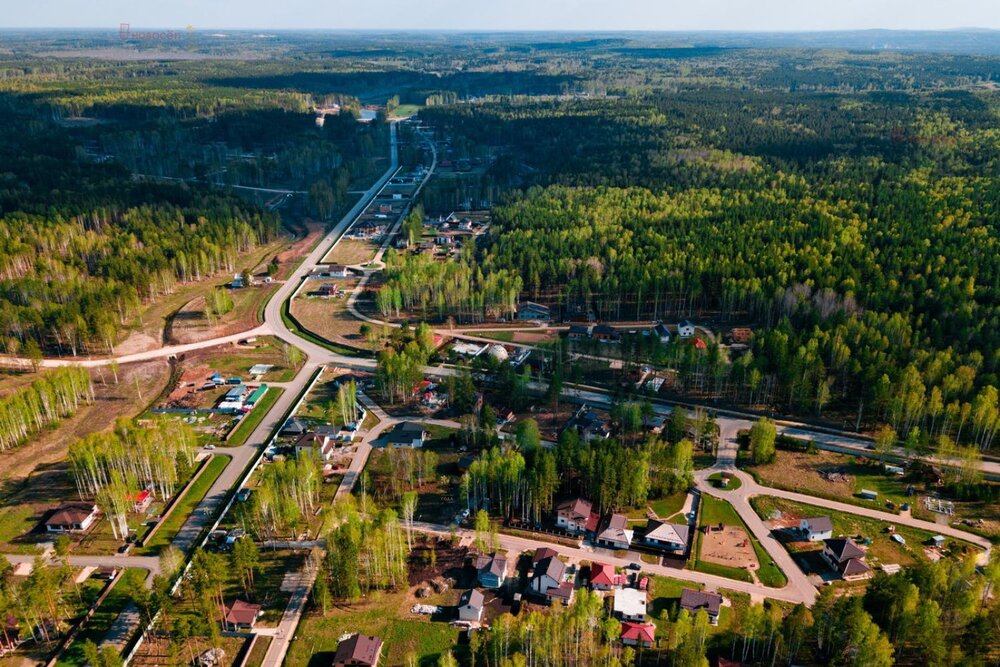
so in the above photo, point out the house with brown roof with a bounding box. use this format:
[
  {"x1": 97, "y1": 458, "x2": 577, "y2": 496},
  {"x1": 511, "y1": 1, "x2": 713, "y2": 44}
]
[
  {"x1": 555, "y1": 498, "x2": 597, "y2": 534},
  {"x1": 294, "y1": 432, "x2": 337, "y2": 461},
  {"x1": 595, "y1": 513, "x2": 633, "y2": 550},
  {"x1": 680, "y1": 589, "x2": 723, "y2": 625},
  {"x1": 224, "y1": 600, "x2": 262, "y2": 630},
  {"x1": 475, "y1": 553, "x2": 508, "y2": 589},
  {"x1": 822, "y1": 538, "x2": 872, "y2": 581},
  {"x1": 334, "y1": 634, "x2": 383, "y2": 667},
  {"x1": 45, "y1": 503, "x2": 99, "y2": 533}
]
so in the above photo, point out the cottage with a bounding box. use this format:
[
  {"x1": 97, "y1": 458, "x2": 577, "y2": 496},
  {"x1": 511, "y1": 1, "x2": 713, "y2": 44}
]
[
  {"x1": 334, "y1": 634, "x2": 383, "y2": 667},
  {"x1": 567, "y1": 325, "x2": 592, "y2": 340},
  {"x1": 530, "y1": 554, "x2": 567, "y2": 596},
  {"x1": 45, "y1": 503, "x2": 99, "y2": 533},
  {"x1": 798, "y1": 517, "x2": 833, "y2": 542},
  {"x1": 281, "y1": 417, "x2": 308, "y2": 437},
  {"x1": 517, "y1": 301, "x2": 552, "y2": 322},
  {"x1": 555, "y1": 498, "x2": 598, "y2": 534},
  {"x1": 476, "y1": 553, "x2": 509, "y2": 589},
  {"x1": 224, "y1": 600, "x2": 261, "y2": 630},
  {"x1": 595, "y1": 514, "x2": 633, "y2": 550},
  {"x1": 620, "y1": 621, "x2": 656, "y2": 648},
  {"x1": 566, "y1": 405, "x2": 611, "y2": 441},
  {"x1": 677, "y1": 320, "x2": 696, "y2": 338},
  {"x1": 317, "y1": 283, "x2": 337, "y2": 297},
  {"x1": 680, "y1": 589, "x2": 722, "y2": 624},
  {"x1": 822, "y1": 538, "x2": 872, "y2": 581},
  {"x1": 545, "y1": 582, "x2": 575, "y2": 606},
  {"x1": 592, "y1": 324, "x2": 621, "y2": 343},
  {"x1": 642, "y1": 520, "x2": 689, "y2": 553},
  {"x1": 294, "y1": 432, "x2": 336, "y2": 460},
  {"x1": 132, "y1": 490, "x2": 153, "y2": 514},
  {"x1": 589, "y1": 562, "x2": 623, "y2": 590},
  {"x1": 380, "y1": 422, "x2": 427, "y2": 448},
  {"x1": 653, "y1": 323, "x2": 671, "y2": 344},
  {"x1": 612, "y1": 588, "x2": 647, "y2": 623},
  {"x1": 457, "y1": 589, "x2": 485, "y2": 622}
]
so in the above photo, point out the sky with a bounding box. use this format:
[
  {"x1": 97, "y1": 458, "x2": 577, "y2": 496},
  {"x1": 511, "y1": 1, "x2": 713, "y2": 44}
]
[{"x1": 3, "y1": 0, "x2": 999, "y2": 31}]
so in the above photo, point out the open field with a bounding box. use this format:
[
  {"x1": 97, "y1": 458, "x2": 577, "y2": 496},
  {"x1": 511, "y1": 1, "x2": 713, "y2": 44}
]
[
  {"x1": 290, "y1": 279, "x2": 375, "y2": 352},
  {"x1": 285, "y1": 588, "x2": 460, "y2": 667},
  {"x1": 168, "y1": 282, "x2": 279, "y2": 345},
  {"x1": 178, "y1": 336, "x2": 305, "y2": 383},
  {"x1": 321, "y1": 237, "x2": 380, "y2": 265}
]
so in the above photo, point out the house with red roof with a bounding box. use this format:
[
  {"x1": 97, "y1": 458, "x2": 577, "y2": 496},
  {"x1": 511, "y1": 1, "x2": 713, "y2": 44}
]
[
  {"x1": 620, "y1": 621, "x2": 656, "y2": 648},
  {"x1": 589, "y1": 562, "x2": 624, "y2": 590},
  {"x1": 224, "y1": 600, "x2": 261, "y2": 630}
]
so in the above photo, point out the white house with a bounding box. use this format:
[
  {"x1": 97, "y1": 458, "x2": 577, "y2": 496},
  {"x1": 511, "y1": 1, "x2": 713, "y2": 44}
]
[
  {"x1": 457, "y1": 589, "x2": 484, "y2": 623},
  {"x1": 530, "y1": 554, "x2": 566, "y2": 595},
  {"x1": 555, "y1": 498, "x2": 596, "y2": 533},
  {"x1": 612, "y1": 588, "x2": 648, "y2": 623},
  {"x1": 45, "y1": 503, "x2": 99, "y2": 533},
  {"x1": 642, "y1": 520, "x2": 689, "y2": 553},
  {"x1": 677, "y1": 320, "x2": 696, "y2": 338},
  {"x1": 799, "y1": 517, "x2": 834, "y2": 542}
]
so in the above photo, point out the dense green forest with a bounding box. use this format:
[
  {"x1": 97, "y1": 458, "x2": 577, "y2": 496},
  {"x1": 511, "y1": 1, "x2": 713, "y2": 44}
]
[{"x1": 400, "y1": 81, "x2": 1000, "y2": 443}]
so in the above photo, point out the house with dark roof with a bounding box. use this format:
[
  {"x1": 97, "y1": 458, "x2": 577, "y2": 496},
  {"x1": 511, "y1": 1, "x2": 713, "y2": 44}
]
[
  {"x1": 224, "y1": 600, "x2": 262, "y2": 630},
  {"x1": 531, "y1": 547, "x2": 559, "y2": 565},
  {"x1": 677, "y1": 321, "x2": 696, "y2": 338},
  {"x1": 45, "y1": 503, "x2": 99, "y2": 533},
  {"x1": 642, "y1": 520, "x2": 689, "y2": 554},
  {"x1": 592, "y1": 324, "x2": 621, "y2": 343},
  {"x1": 334, "y1": 634, "x2": 383, "y2": 667},
  {"x1": 517, "y1": 302, "x2": 552, "y2": 321},
  {"x1": 620, "y1": 621, "x2": 656, "y2": 648},
  {"x1": 652, "y1": 323, "x2": 671, "y2": 344},
  {"x1": 458, "y1": 589, "x2": 485, "y2": 622},
  {"x1": 595, "y1": 513, "x2": 633, "y2": 550},
  {"x1": 379, "y1": 422, "x2": 427, "y2": 448},
  {"x1": 799, "y1": 517, "x2": 833, "y2": 542},
  {"x1": 475, "y1": 553, "x2": 508, "y2": 589},
  {"x1": 555, "y1": 498, "x2": 597, "y2": 534},
  {"x1": 566, "y1": 405, "x2": 610, "y2": 441},
  {"x1": 822, "y1": 538, "x2": 872, "y2": 581},
  {"x1": 680, "y1": 589, "x2": 722, "y2": 624},
  {"x1": 567, "y1": 324, "x2": 592, "y2": 340},
  {"x1": 281, "y1": 417, "x2": 308, "y2": 437},
  {"x1": 530, "y1": 554, "x2": 567, "y2": 599}
]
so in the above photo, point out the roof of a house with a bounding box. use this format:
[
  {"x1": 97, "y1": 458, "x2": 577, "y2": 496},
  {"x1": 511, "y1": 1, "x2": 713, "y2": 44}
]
[
  {"x1": 597, "y1": 513, "x2": 632, "y2": 544},
  {"x1": 459, "y1": 589, "x2": 485, "y2": 609},
  {"x1": 680, "y1": 589, "x2": 722, "y2": 616},
  {"x1": 824, "y1": 538, "x2": 865, "y2": 562},
  {"x1": 282, "y1": 417, "x2": 308, "y2": 434},
  {"x1": 247, "y1": 385, "x2": 267, "y2": 402},
  {"x1": 520, "y1": 301, "x2": 551, "y2": 313},
  {"x1": 133, "y1": 490, "x2": 151, "y2": 503},
  {"x1": 840, "y1": 558, "x2": 872, "y2": 577},
  {"x1": 532, "y1": 547, "x2": 559, "y2": 564},
  {"x1": 613, "y1": 588, "x2": 647, "y2": 617},
  {"x1": 225, "y1": 600, "x2": 261, "y2": 625},
  {"x1": 568, "y1": 325, "x2": 591, "y2": 335},
  {"x1": 644, "y1": 520, "x2": 689, "y2": 545},
  {"x1": 556, "y1": 498, "x2": 593, "y2": 521},
  {"x1": 590, "y1": 562, "x2": 617, "y2": 587},
  {"x1": 534, "y1": 555, "x2": 567, "y2": 583},
  {"x1": 46, "y1": 502, "x2": 97, "y2": 526},
  {"x1": 593, "y1": 324, "x2": 619, "y2": 336},
  {"x1": 383, "y1": 421, "x2": 427, "y2": 444},
  {"x1": 335, "y1": 634, "x2": 383, "y2": 667},
  {"x1": 476, "y1": 553, "x2": 507, "y2": 578},
  {"x1": 546, "y1": 581, "x2": 575, "y2": 601},
  {"x1": 804, "y1": 517, "x2": 833, "y2": 533},
  {"x1": 293, "y1": 432, "x2": 330, "y2": 449},
  {"x1": 620, "y1": 621, "x2": 656, "y2": 644}
]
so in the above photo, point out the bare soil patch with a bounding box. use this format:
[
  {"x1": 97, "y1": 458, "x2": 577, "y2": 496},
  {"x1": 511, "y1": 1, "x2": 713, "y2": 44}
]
[{"x1": 700, "y1": 525, "x2": 759, "y2": 571}]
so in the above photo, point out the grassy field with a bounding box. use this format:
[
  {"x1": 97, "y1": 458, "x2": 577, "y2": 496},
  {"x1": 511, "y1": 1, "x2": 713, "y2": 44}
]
[
  {"x1": 57, "y1": 568, "x2": 147, "y2": 667},
  {"x1": 749, "y1": 495, "x2": 965, "y2": 568},
  {"x1": 322, "y1": 238, "x2": 380, "y2": 265},
  {"x1": 196, "y1": 336, "x2": 304, "y2": 382},
  {"x1": 285, "y1": 588, "x2": 459, "y2": 667},
  {"x1": 245, "y1": 635, "x2": 272, "y2": 667},
  {"x1": 707, "y1": 472, "x2": 742, "y2": 491},
  {"x1": 226, "y1": 388, "x2": 284, "y2": 447},
  {"x1": 650, "y1": 492, "x2": 687, "y2": 519},
  {"x1": 139, "y1": 455, "x2": 229, "y2": 555}
]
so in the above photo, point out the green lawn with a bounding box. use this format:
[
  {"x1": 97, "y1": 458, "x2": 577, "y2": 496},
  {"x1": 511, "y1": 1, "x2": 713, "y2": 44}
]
[
  {"x1": 285, "y1": 589, "x2": 459, "y2": 667},
  {"x1": 650, "y1": 492, "x2": 687, "y2": 519},
  {"x1": 139, "y1": 455, "x2": 229, "y2": 555},
  {"x1": 0, "y1": 504, "x2": 37, "y2": 547},
  {"x1": 226, "y1": 388, "x2": 284, "y2": 447},
  {"x1": 57, "y1": 568, "x2": 147, "y2": 667},
  {"x1": 707, "y1": 472, "x2": 742, "y2": 491},
  {"x1": 245, "y1": 635, "x2": 272, "y2": 667}
]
